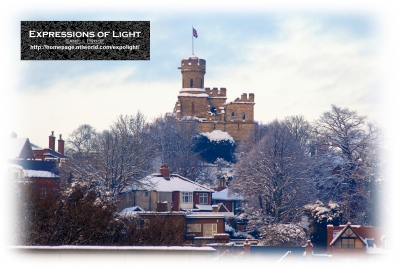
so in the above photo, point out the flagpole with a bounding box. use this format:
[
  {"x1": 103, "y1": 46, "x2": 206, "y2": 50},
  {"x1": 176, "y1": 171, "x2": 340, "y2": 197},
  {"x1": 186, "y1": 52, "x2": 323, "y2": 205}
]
[{"x1": 192, "y1": 26, "x2": 194, "y2": 55}]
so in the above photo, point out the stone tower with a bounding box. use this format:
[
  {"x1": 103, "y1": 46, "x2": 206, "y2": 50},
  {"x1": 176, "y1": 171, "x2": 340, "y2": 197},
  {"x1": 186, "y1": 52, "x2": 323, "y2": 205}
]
[{"x1": 171, "y1": 54, "x2": 256, "y2": 142}]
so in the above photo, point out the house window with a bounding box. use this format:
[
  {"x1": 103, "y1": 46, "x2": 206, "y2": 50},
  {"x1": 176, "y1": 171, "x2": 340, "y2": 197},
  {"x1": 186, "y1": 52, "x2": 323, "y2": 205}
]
[
  {"x1": 187, "y1": 224, "x2": 201, "y2": 232},
  {"x1": 341, "y1": 238, "x2": 355, "y2": 248},
  {"x1": 199, "y1": 193, "x2": 208, "y2": 204},
  {"x1": 242, "y1": 112, "x2": 246, "y2": 121},
  {"x1": 158, "y1": 192, "x2": 169, "y2": 202},
  {"x1": 203, "y1": 223, "x2": 217, "y2": 237},
  {"x1": 181, "y1": 192, "x2": 193, "y2": 203},
  {"x1": 40, "y1": 188, "x2": 46, "y2": 199},
  {"x1": 140, "y1": 191, "x2": 149, "y2": 197},
  {"x1": 231, "y1": 112, "x2": 235, "y2": 121}
]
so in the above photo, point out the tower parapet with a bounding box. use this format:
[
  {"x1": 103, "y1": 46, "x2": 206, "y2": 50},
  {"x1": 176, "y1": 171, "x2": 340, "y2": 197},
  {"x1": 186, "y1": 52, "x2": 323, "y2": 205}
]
[{"x1": 178, "y1": 55, "x2": 206, "y2": 89}]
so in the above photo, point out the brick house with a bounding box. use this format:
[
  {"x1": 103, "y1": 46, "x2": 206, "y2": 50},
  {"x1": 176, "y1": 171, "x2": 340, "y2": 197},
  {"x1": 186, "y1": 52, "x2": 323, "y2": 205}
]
[
  {"x1": 118, "y1": 165, "x2": 214, "y2": 212},
  {"x1": 7, "y1": 132, "x2": 67, "y2": 198},
  {"x1": 133, "y1": 209, "x2": 228, "y2": 245},
  {"x1": 212, "y1": 188, "x2": 244, "y2": 215},
  {"x1": 327, "y1": 223, "x2": 389, "y2": 259}
]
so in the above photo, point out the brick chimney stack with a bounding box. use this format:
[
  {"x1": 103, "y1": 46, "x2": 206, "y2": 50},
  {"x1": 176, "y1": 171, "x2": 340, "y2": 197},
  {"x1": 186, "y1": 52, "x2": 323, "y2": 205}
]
[
  {"x1": 160, "y1": 165, "x2": 170, "y2": 179},
  {"x1": 305, "y1": 240, "x2": 313, "y2": 261},
  {"x1": 58, "y1": 134, "x2": 65, "y2": 155},
  {"x1": 49, "y1": 131, "x2": 55, "y2": 150}
]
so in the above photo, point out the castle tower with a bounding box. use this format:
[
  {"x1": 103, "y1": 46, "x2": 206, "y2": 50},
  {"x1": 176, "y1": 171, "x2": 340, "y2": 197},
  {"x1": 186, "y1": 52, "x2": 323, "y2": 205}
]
[
  {"x1": 178, "y1": 55, "x2": 206, "y2": 90},
  {"x1": 175, "y1": 55, "x2": 208, "y2": 118},
  {"x1": 171, "y1": 54, "x2": 257, "y2": 142}
]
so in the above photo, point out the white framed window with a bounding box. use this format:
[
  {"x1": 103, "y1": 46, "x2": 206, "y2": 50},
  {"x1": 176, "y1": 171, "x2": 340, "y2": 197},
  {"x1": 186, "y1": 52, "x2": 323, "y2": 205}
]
[
  {"x1": 199, "y1": 193, "x2": 208, "y2": 204},
  {"x1": 203, "y1": 223, "x2": 217, "y2": 237},
  {"x1": 181, "y1": 192, "x2": 193, "y2": 203}
]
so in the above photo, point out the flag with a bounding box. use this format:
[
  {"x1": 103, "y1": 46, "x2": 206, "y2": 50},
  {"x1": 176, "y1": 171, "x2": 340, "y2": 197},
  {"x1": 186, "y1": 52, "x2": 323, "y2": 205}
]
[{"x1": 193, "y1": 27, "x2": 198, "y2": 38}]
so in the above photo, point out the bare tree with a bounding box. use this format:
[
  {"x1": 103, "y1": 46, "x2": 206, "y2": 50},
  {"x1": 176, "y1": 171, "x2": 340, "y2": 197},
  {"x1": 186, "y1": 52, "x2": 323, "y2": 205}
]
[
  {"x1": 283, "y1": 115, "x2": 313, "y2": 155},
  {"x1": 312, "y1": 105, "x2": 380, "y2": 223},
  {"x1": 148, "y1": 116, "x2": 205, "y2": 181},
  {"x1": 63, "y1": 111, "x2": 154, "y2": 197},
  {"x1": 232, "y1": 120, "x2": 314, "y2": 224},
  {"x1": 65, "y1": 124, "x2": 98, "y2": 155}
]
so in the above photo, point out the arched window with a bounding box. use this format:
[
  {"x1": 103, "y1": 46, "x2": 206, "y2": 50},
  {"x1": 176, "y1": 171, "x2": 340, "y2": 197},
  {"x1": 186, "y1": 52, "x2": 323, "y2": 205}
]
[
  {"x1": 231, "y1": 112, "x2": 235, "y2": 121},
  {"x1": 242, "y1": 112, "x2": 246, "y2": 121},
  {"x1": 190, "y1": 79, "x2": 193, "y2": 88}
]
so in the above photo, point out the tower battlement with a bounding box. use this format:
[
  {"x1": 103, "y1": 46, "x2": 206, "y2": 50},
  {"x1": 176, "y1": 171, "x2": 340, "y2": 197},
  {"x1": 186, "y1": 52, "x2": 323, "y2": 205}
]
[
  {"x1": 205, "y1": 87, "x2": 227, "y2": 97},
  {"x1": 179, "y1": 56, "x2": 206, "y2": 73}
]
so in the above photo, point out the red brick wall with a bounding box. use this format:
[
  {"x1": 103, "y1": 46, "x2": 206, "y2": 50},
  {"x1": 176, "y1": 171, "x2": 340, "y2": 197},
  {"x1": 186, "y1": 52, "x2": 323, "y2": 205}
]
[{"x1": 172, "y1": 191, "x2": 180, "y2": 211}]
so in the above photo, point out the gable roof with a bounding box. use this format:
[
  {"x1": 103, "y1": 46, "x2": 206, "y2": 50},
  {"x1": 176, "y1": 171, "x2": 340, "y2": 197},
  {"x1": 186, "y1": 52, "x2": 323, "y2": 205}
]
[
  {"x1": 212, "y1": 188, "x2": 244, "y2": 200},
  {"x1": 126, "y1": 173, "x2": 213, "y2": 193},
  {"x1": 6, "y1": 138, "x2": 34, "y2": 159},
  {"x1": 330, "y1": 223, "x2": 367, "y2": 246}
]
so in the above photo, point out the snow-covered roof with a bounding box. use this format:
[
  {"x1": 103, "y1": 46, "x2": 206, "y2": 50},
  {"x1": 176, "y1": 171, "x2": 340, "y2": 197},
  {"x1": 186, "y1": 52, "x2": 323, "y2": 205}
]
[
  {"x1": 212, "y1": 188, "x2": 244, "y2": 201},
  {"x1": 201, "y1": 130, "x2": 234, "y2": 143},
  {"x1": 24, "y1": 170, "x2": 59, "y2": 178},
  {"x1": 178, "y1": 93, "x2": 208, "y2": 98},
  {"x1": 120, "y1": 206, "x2": 144, "y2": 217},
  {"x1": 179, "y1": 88, "x2": 206, "y2": 93},
  {"x1": 184, "y1": 212, "x2": 227, "y2": 219},
  {"x1": 329, "y1": 223, "x2": 367, "y2": 246},
  {"x1": 128, "y1": 173, "x2": 213, "y2": 193},
  {"x1": 5, "y1": 138, "x2": 33, "y2": 159}
]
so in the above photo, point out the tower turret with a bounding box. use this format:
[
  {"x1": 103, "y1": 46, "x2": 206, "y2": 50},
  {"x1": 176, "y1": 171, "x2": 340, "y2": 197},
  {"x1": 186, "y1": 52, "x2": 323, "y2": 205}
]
[{"x1": 178, "y1": 55, "x2": 206, "y2": 90}]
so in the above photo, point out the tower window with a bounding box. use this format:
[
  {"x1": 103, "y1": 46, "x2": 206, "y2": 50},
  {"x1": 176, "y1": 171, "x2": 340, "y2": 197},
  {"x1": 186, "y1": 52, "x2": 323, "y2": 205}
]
[
  {"x1": 200, "y1": 79, "x2": 203, "y2": 88},
  {"x1": 231, "y1": 112, "x2": 235, "y2": 121},
  {"x1": 190, "y1": 79, "x2": 193, "y2": 88}
]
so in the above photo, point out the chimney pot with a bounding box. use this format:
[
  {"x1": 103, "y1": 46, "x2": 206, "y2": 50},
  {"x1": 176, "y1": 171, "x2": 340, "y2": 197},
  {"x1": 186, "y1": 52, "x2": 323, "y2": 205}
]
[
  {"x1": 58, "y1": 134, "x2": 65, "y2": 155},
  {"x1": 49, "y1": 131, "x2": 56, "y2": 150}
]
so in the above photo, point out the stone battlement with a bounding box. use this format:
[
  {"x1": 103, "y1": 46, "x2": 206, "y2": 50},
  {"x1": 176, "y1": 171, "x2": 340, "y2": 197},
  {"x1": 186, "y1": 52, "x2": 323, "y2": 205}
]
[{"x1": 205, "y1": 87, "x2": 227, "y2": 97}]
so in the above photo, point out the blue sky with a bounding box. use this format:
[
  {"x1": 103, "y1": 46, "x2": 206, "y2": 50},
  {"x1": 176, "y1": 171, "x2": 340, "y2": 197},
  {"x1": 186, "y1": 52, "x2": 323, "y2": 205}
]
[{"x1": 2, "y1": 3, "x2": 384, "y2": 148}]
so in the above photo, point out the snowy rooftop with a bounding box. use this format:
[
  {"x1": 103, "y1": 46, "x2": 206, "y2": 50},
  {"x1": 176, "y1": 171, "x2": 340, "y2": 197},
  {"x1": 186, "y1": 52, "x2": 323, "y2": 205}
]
[
  {"x1": 5, "y1": 138, "x2": 32, "y2": 159},
  {"x1": 127, "y1": 173, "x2": 213, "y2": 193},
  {"x1": 24, "y1": 170, "x2": 59, "y2": 178},
  {"x1": 179, "y1": 88, "x2": 206, "y2": 93},
  {"x1": 212, "y1": 188, "x2": 244, "y2": 201}
]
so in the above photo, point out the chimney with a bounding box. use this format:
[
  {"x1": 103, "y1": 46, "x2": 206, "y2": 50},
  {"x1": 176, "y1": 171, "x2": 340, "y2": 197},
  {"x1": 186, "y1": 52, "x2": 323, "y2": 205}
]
[
  {"x1": 305, "y1": 240, "x2": 313, "y2": 261},
  {"x1": 10, "y1": 132, "x2": 17, "y2": 138},
  {"x1": 160, "y1": 165, "x2": 170, "y2": 179},
  {"x1": 243, "y1": 239, "x2": 250, "y2": 256},
  {"x1": 58, "y1": 134, "x2": 65, "y2": 155},
  {"x1": 49, "y1": 131, "x2": 56, "y2": 150},
  {"x1": 212, "y1": 204, "x2": 218, "y2": 213}
]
